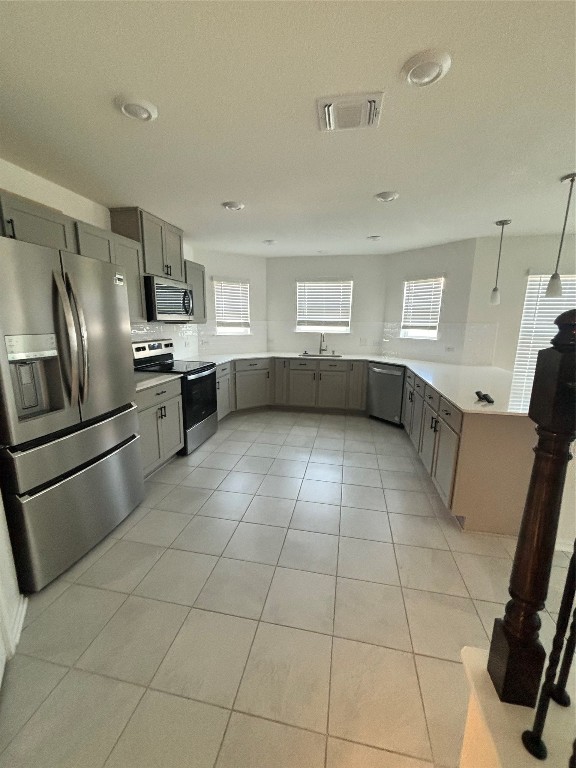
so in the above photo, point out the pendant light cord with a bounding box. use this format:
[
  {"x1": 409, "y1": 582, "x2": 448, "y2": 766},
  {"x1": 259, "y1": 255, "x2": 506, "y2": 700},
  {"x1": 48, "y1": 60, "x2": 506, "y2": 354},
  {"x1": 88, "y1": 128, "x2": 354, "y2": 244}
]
[
  {"x1": 495, "y1": 224, "x2": 505, "y2": 287},
  {"x1": 554, "y1": 174, "x2": 575, "y2": 273}
]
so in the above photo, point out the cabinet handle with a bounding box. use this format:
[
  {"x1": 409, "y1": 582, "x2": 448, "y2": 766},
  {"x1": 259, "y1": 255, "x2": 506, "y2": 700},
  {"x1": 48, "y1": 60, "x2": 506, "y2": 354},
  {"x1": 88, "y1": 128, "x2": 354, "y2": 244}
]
[
  {"x1": 216, "y1": 381, "x2": 220, "y2": 390},
  {"x1": 432, "y1": 417, "x2": 438, "y2": 432},
  {"x1": 283, "y1": 360, "x2": 286, "y2": 368},
  {"x1": 248, "y1": 363, "x2": 257, "y2": 367},
  {"x1": 351, "y1": 364, "x2": 354, "y2": 371},
  {"x1": 162, "y1": 405, "x2": 167, "y2": 418},
  {"x1": 5, "y1": 218, "x2": 15, "y2": 238},
  {"x1": 427, "y1": 394, "x2": 433, "y2": 400},
  {"x1": 299, "y1": 362, "x2": 306, "y2": 366},
  {"x1": 430, "y1": 415, "x2": 435, "y2": 430},
  {"x1": 267, "y1": 371, "x2": 270, "y2": 379},
  {"x1": 319, "y1": 373, "x2": 322, "y2": 380},
  {"x1": 442, "y1": 409, "x2": 451, "y2": 416},
  {"x1": 313, "y1": 372, "x2": 316, "y2": 380},
  {"x1": 155, "y1": 390, "x2": 167, "y2": 396}
]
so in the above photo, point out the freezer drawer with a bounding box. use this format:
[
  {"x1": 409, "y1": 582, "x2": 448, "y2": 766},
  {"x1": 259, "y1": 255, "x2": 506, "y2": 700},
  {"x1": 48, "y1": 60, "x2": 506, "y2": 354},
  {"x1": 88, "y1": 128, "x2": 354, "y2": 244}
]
[
  {"x1": 367, "y1": 363, "x2": 405, "y2": 424},
  {"x1": 3, "y1": 435, "x2": 143, "y2": 593},
  {"x1": 0, "y1": 404, "x2": 139, "y2": 494}
]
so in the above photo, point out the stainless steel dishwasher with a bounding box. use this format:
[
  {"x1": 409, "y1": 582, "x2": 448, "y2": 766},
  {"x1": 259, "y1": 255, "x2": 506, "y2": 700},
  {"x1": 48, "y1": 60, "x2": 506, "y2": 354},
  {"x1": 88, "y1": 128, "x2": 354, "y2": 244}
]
[{"x1": 367, "y1": 363, "x2": 405, "y2": 424}]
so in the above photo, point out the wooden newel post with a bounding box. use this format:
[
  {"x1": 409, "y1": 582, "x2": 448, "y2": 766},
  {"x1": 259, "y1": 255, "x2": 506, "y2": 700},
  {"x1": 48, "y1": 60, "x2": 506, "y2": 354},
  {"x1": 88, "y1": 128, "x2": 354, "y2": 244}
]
[{"x1": 487, "y1": 309, "x2": 576, "y2": 707}]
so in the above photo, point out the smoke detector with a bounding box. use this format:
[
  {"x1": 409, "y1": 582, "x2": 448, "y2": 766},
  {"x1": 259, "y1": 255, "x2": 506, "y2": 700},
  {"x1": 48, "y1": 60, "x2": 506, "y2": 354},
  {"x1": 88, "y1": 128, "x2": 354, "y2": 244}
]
[
  {"x1": 401, "y1": 51, "x2": 452, "y2": 87},
  {"x1": 317, "y1": 92, "x2": 384, "y2": 131},
  {"x1": 116, "y1": 96, "x2": 158, "y2": 122}
]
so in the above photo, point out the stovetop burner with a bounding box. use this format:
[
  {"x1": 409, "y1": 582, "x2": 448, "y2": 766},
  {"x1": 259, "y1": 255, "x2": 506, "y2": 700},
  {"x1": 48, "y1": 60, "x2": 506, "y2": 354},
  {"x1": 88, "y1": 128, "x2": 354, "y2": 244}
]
[{"x1": 132, "y1": 339, "x2": 215, "y2": 375}]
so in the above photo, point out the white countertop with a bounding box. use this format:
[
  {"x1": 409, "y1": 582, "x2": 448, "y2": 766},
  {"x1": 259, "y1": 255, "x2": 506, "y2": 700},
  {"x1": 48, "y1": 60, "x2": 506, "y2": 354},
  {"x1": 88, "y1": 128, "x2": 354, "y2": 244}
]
[
  {"x1": 196, "y1": 352, "x2": 524, "y2": 416},
  {"x1": 134, "y1": 371, "x2": 182, "y2": 392}
]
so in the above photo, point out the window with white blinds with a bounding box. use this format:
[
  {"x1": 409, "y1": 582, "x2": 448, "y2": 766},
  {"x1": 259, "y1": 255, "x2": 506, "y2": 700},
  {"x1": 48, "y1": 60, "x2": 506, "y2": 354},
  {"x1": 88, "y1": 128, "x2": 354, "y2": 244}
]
[
  {"x1": 401, "y1": 277, "x2": 445, "y2": 339},
  {"x1": 214, "y1": 280, "x2": 250, "y2": 334},
  {"x1": 509, "y1": 274, "x2": 576, "y2": 411},
  {"x1": 296, "y1": 280, "x2": 353, "y2": 333}
]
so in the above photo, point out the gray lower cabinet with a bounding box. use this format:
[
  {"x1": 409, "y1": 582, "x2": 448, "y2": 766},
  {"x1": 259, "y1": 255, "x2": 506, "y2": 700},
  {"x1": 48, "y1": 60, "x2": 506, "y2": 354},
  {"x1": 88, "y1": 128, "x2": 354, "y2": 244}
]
[
  {"x1": 419, "y1": 401, "x2": 437, "y2": 473},
  {"x1": 75, "y1": 221, "x2": 115, "y2": 263},
  {"x1": 216, "y1": 373, "x2": 232, "y2": 420},
  {"x1": 401, "y1": 379, "x2": 413, "y2": 430},
  {"x1": 288, "y1": 370, "x2": 317, "y2": 407},
  {"x1": 110, "y1": 207, "x2": 185, "y2": 282},
  {"x1": 135, "y1": 381, "x2": 184, "y2": 477},
  {"x1": 235, "y1": 369, "x2": 271, "y2": 410},
  {"x1": 185, "y1": 260, "x2": 207, "y2": 323},
  {"x1": 347, "y1": 361, "x2": 367, "y2": 410},
  {"x1": 433, "y1": 418, "x2": 459, "y2": 505},
  {"x1": 317, "y1": 371, "x2": 347, "y2": 409},
  {"x1": 274, "y1": 359, "x2": 290, "y2": 404},
  {"x1": 113, "y1": 234, "x2": 146, "y2": 323},
  {"x1": 409, "y1": 390, "x2": 424, "y2": 450},
  {"x1": 0, "y1": 191, "x2": 77, "y2": 252}
]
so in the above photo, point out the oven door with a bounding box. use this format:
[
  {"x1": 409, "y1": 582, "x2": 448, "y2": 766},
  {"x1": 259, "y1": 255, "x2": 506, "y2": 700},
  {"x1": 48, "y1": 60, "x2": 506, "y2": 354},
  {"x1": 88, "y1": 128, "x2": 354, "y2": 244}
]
[{"x1": 181, "y1": 369, "x2": 217, "y2": 428}]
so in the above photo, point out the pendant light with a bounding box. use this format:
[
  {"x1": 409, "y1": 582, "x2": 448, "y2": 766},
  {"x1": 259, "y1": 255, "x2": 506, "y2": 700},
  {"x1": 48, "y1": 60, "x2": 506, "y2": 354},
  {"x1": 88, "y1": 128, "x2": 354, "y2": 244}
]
[
  {"x1": 490, "y1": 219, "x2": 511, "y2": 305},
  {"x1": 545, "y1": 172, "x2": 576, "y2": 298}
]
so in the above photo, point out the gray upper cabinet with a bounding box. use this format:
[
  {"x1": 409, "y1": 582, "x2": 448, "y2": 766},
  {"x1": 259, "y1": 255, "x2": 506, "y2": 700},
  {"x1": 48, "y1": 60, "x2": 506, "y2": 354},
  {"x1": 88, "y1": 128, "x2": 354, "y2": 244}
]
[
  {"x1": 163, "y1": 223, "x2": 184, "y2": 282},
  {"x1": 110, "y1": 207, "x2": 185, "y2": 282},
  {"x1": 0, "y1": 191, "x2": 77, "y2": 252},
  {"x1": 113, "y1": 233, "x2": 146, "y2": 323},
  {"x1": 185, "y1": 260, "x2": 207, "y2": 323},
  {"x1": 75, "y1": 221, "x2": 114, "y2": 263}
]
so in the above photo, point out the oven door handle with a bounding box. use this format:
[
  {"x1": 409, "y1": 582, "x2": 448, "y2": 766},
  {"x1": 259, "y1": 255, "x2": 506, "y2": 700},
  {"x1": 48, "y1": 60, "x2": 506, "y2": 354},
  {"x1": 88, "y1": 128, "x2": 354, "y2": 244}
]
[{"x1": 186, "y1": 368, "x2": 215, "y2": 381}]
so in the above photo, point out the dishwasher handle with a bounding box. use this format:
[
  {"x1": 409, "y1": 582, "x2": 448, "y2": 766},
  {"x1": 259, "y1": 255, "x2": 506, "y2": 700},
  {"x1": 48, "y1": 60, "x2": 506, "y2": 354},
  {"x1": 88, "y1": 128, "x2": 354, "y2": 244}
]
[{"x1": 369, "y1": 366, "x2": 403, "y2": 376}]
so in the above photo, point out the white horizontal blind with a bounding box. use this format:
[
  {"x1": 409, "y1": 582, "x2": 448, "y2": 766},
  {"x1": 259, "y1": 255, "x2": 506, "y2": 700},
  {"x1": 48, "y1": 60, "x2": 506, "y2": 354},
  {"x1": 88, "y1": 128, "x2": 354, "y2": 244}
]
[
  {"x1": 401, "y1": 277, "x2": 444, "y2": 339},
  {"x1": 296, "y1": 280, "x2": 353, "y2": 333},
  {"x1": 509, "y1": 274, "x2": 576, "y2": 411},
  {"x1": 214, "y1": 280, "x2": 250, "y2": 334}
]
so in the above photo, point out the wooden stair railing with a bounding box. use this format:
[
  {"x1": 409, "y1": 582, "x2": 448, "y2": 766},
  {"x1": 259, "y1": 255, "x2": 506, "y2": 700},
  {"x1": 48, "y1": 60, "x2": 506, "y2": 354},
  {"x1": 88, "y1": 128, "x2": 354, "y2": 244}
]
[{"x1": 487, "y1": 308, "x2": 576, "y2": 707}]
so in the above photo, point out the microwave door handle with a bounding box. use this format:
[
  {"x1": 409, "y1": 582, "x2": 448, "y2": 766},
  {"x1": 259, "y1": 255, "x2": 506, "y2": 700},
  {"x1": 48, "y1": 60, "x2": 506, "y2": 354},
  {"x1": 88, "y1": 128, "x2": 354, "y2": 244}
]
[
  {"x1": 188, "y1": 289, "x2": 194, "y2": 318},
  {"x1": 182, "y1": 289, "x2": 193, "y2": 318},
  {"x1": 66, "y1": 273, "x2": 89, "y2": 404},
  {"x1": 54, "y1": 271, "x2": 80, "y2": 405}
]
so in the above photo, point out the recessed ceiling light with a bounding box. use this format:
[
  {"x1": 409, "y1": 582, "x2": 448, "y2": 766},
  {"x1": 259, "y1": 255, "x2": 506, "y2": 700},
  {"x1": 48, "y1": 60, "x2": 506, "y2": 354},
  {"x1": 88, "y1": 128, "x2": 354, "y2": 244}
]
[
  {"x1": 222, "y1": 201, "x2": 245, "y2": 211},
  {"x1": 263, "y1": 239, "x2": 276, "y2": 245},
  {"x1": 367, "y1": 235, "x2": 382, "y2": 241},
  {"x1": 401, "y1": 50, "x2": 452, "y2": 87},
  {"x1": 116, "y1": 96, "x2": 158, "y2": 121},
  {"x1": 375, "y1": 191, "x2": 399, "y2": 203}
]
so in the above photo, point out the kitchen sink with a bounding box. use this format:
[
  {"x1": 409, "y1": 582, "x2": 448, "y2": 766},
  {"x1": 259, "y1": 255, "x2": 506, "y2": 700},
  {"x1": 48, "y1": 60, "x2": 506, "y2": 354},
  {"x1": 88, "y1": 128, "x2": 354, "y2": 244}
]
[{"x1": 298, "y1": 353, "x2": 343, "y2": 358}]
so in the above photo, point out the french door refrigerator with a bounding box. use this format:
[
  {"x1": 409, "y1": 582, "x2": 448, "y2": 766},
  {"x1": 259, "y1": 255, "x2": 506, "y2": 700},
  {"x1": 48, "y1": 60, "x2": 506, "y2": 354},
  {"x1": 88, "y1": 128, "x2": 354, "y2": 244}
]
[{"x1": 0, "y1": 238, "x2": 144, "y2": 592}]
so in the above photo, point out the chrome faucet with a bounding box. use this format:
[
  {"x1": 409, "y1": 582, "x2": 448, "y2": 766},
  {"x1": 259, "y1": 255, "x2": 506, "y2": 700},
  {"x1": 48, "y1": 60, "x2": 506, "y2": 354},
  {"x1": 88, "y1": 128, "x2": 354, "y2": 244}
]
[{"x1": 318, "y1": 333, "x2": 328, "y2": 355}]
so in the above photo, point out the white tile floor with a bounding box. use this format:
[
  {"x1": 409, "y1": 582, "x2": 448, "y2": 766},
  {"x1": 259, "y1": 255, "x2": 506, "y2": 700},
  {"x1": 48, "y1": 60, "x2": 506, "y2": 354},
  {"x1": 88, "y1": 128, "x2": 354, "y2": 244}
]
[{"x1": 0, "y1": 409, "x2": 569, "y2": 768}]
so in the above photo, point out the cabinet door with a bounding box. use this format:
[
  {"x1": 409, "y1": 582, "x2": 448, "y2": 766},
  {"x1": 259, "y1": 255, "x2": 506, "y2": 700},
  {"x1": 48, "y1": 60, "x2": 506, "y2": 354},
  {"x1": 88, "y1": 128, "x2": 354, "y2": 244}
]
[
  {"x1": 401, "y1": 381, "x2": 413, "y2": 431},
  {"x1": 274, "y1": 359, "x2": 289, "y2": 404},
  {"x1": 161, "y1": 396, "x2": 184, "y2": 458},
  {"x1": 75, "y1": 221, "x2": 114, "y2": 263},
  {"x1": 217, "y1": 374, "x2": 231, "y2": 420},
  {"x1": 139, "y1": 210, "x2": 165, "y2": 277},
  {"x1": 409, "y1": 391, "x2": 424, "y2": 451},
  {"x1": 163, "y1": 223, "x2": 184, "y2": 282},
  {"x1": 433, "y1": 419, "x2": 459, "y2": 506},
  {"x1": 236, "y1": 370, "x2": 270, "y2": 410},
  {"x1": 419, "y1": 401, "x2": 437, "y2": 474},
  {"x1": 288, "y1": 370, "x2": 317, "y2": 407},
  {"x1": 317, "y1": 371, "x2": 347, "y2": 409},
  {"x1": 185, "y1": 261, "x2": 207, "y2": 322},
  {"x1": 139, "y1": 405, "x2": 163, "y2": 476},
  {"x1": 113, "y1": 235, "x2": 146, "y2": 323},
  {"x1": 0, "y1": 192, "x2": 77, "y2": 252},
  {"x1": 348, "y1": 361, "x2": 366, "y2": 410}
]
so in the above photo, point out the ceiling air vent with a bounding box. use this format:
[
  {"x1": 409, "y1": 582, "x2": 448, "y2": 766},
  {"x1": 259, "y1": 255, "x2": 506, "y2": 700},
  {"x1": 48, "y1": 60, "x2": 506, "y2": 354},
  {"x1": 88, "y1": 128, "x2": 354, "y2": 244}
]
[{"x1": 316, "y1": 92, "x2": 384, "y2": 131}]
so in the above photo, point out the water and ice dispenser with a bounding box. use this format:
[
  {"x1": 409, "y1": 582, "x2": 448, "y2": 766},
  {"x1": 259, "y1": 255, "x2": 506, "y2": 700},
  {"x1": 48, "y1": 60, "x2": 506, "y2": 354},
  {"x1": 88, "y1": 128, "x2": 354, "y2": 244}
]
[{"x1": 6, "y1": 334, "x2": 63, "y2": 419}]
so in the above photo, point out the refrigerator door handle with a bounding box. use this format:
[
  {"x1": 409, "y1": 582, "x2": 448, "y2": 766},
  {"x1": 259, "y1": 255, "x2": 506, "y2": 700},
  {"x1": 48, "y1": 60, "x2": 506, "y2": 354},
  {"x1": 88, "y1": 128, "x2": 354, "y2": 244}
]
[
  {"x1": 66, "y1": 272, "x2": 90, "y2": 404},
  {"x1": 53, "y1": 270, "x2": 80, "y2": 405}
]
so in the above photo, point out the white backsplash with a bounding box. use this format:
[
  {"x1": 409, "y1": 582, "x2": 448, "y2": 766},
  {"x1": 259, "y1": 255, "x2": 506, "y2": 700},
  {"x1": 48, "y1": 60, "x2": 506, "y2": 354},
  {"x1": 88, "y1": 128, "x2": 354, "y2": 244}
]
[
  {"x1": 131, "y1": 322, "x2": 199, "y2": 359},
  {"x1": 267, "y1": 321, "x2": 385, "y2": 355},
  {"x1": 197, "y1": 320, "x2": 268, "y2": 356},
  {"x1": 382, "y1": 322, "x2": 498, "y2": 365}
]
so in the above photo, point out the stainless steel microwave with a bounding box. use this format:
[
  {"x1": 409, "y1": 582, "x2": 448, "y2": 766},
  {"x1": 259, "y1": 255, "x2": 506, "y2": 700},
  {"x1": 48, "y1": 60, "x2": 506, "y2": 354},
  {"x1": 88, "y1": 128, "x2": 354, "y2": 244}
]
[{"x1": 144, "y1": 275, "x2": 195, "y2": 322}]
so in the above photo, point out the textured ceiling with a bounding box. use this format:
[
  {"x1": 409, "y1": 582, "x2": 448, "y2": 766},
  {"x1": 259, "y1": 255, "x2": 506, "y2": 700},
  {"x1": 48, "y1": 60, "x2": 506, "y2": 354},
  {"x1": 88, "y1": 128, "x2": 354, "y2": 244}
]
[{"x1": 0, "y1": 1, "x2": 574, "y2": 256}]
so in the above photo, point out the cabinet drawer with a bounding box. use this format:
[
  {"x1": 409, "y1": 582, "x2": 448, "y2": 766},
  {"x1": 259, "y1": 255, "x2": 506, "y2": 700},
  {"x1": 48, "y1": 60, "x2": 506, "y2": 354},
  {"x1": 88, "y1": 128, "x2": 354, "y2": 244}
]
[
  {"x1": 135, "y1": 379, "x2": 181, "y2": 411},
  {"x1": 290, "y1": 359, "x2": 318, "y2": 370},
  {"x1": 319, "y1": 360, "x2": 348, "y2": 372},
  {"x1": 216, "y1": 362, "x2": 233, "y2": 378},
  {"x1": 424, "y1": 385, "x2": 440, "y2": 411},
  {"x1": 405, "y1": 369, "x2": 415, "y2": 386},
  {"x1": 235, "y1": 358, "x2": 270, "y2": 372},
  {"x1": 438, "y1": 397, "x2": 463, "y2": 434},
  {"x1": 414, "y1": 376, "x2": 426, "y2": 395}
]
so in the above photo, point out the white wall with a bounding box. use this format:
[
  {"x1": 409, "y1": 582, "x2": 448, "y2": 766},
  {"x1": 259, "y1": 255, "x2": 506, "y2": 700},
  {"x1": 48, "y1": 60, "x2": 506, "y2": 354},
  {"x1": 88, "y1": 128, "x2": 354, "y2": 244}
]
[
  {"x1": 468, "y1": 234, "x2": 576, "y2": 370},
  {"x1": 381, "y1": 239, "x2": 484, "y2": 364},
  {"x1": 266, "y1": 253, "x2": 387, "y2": 355},
  {"x1": 191, "y1": 246, "x2": 268, "y2": 356},
  {"x1": 0, "y1": 157, "x2": 110, "y2": 229}
]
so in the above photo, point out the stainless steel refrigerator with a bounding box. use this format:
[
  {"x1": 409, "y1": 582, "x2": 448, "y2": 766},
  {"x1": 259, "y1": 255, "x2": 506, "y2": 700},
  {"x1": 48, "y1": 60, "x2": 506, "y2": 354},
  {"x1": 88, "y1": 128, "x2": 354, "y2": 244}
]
[{"x1": 0, "y1": 238, "x2": 144, "y2": 592}]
